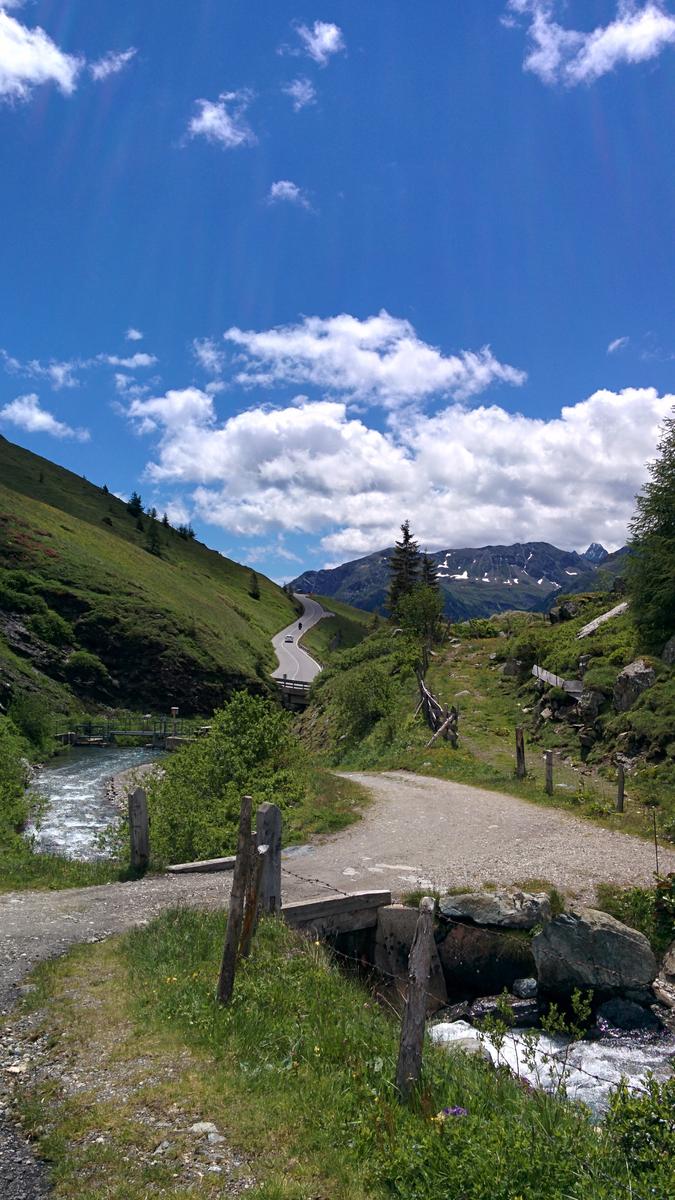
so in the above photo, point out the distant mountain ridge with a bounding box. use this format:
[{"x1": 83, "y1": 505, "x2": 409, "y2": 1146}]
[{"x1": 291, "y1": 540, "x2": 629, "y2": 621}]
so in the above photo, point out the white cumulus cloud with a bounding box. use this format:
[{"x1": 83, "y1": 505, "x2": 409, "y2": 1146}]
[
  {"x1": 89, "y1": 47, "x2": 136, "y2": 82},
  {"x1": 192, "y1": 337, "x2": 226, "y2": 376},
  {"x1": 187, "y1": 90, "x2": 256, "y2": 149},
  {"x1": 0, "y1": 8, "x2": 83, "y2": 101},
  {"x1": 292, "y1": 20, "x2": 345, "y2": 66},
  {"x1": 0, "y1": 393, "x2": 89, "y2": 440},
  {"x1": 267, "y1": 179, "x2": 311, "y2": 209},
  {"x1": 507, "y1": 1, "x2": 675, "y2": 86},
  {"x1": 282, "y1": 76, "x2": 317, "y2": 110},
  {"x1": 125, "y1": 328, "x2": 144, "y2": 342},
  {"x1": 100, "y1": 352, "x2": 157, "y2": 369},
  {"x1": 123, "y1": 383, "x2": 673, "y2": 558},
  {"x1": 223, "y1": 311, "x2": 526, "y2": 409}
]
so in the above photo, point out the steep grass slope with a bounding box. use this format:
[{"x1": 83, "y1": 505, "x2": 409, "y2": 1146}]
[
  {"x1": 299, "y1": 593, "x2": 372, "y2": 662},
  {"x1": 0, "y1": 436, "x2": 296, "y2": 715}
]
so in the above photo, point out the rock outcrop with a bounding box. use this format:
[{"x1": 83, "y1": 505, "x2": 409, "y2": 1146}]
[
  {"x1": 613, "y1": 659, "x2": 656, "y2": 713},
  {"x1": 437, "y1": 922, "x2": 535, "y2": 998},
  {"x1": 532, "y1": 907, "x2": 657, "y2": 1000},
  {"x1": 439, "y1": 890, "x2": 551, "y2": 930}
]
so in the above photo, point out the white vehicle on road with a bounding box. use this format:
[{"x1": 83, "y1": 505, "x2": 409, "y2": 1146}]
[{"x1": 284, "y1": 634, "x2": 294, "y2": 643}]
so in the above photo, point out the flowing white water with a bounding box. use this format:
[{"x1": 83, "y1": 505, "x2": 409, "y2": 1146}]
[
  {"x1": 30, "y1": 746, "x2": 163, "y2": 860},
  {"x1": 429, "y1": 1019, "x2": 675, "y2": 1115}
]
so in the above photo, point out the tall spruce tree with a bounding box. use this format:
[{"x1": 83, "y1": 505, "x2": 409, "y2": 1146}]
[
  {"x1": 421, "y1": 551, "x2": 439, "y2": 591},
  {"x1": 628, "y1": 411, "x2": 675, "y2": 652},
  {"x1": 388, "y1": 519, "x2": 421, "y2": 616}
]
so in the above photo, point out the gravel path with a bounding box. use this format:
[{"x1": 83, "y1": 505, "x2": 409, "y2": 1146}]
[{"x1": 2, "y1": 769, "x2": 674, "y2": 1197}]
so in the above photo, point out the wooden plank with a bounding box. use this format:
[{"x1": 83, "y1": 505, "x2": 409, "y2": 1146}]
[
  {"x1": 395, "y1": 896, "x2": 435, "y2": 1102},
  {"x1": 283, "y1": 890, "x2": 391, "y2": 934},
  {"x1": 515, "y1": 726, "x2": 526, "y2": 779},
  {"x1": 166, "y1": 855, "x2": 236, "y2": 874},
  {"x1": 216, "y1": 795, "x2": 253, "y2": 1005}
]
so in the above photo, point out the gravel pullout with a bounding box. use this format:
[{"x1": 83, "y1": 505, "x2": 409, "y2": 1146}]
[{"x1": 2, "y1": 769, "x2": 674, "y2": 1196}]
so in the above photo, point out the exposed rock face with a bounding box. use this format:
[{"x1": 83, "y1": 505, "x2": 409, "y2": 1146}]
[
  {"x1": 549, "y1": 600, "x2": 580, "y2": 624},
  {"x1": 532, "y1": 907, "x2": 657, "y2": 999},
  {"x1": 468, "y1": 994, "x2": 539, "y2": 1027},
  {"x1": 613, "y1": 659, "x2": 656, "y2": 713},
  {"x1": 662, "y1": 940, "x2": 675, "y2": 980},
  {"x1": 596, "y1": 998, "x2": 661, "y2": 1032},
  {"x1": 663, "y1": 635, "x2": 675, "y2": 666},
  {"x1": 577, "y1": 689, "x2": 605, "y2": 722},
  {"x1": 439, "y1": 890, "x2": 551, "y2": 930},
  {"x1": 500, "y1": 658, "x2": 522, "y2": 678},
  {"x1": 438, "y1": 923, "x2": 535, "y2": 998},
  {"x1": 373, "y1": 905, "x2": 447, "y2": 1013}
]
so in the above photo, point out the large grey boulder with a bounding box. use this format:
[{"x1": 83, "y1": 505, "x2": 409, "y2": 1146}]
[
  {"x1": 613, "y1": 659, "x2": 656, "y2": 712},
  {"x1": 440, "y1": 890, "x2": 551, "y2": 930},
  {"x1": 437, "y1": 922, "x2": 535, "y2": 998},
  {"x1": 374, "y1": 905, "x2": 447, "y2": 1013},
  {"x1": 662, "y1": 940, "x2": 675, "y2": 980},
  {"x1": 532, "y1": 907, "x2": 657, "y2": 999},
  {"x1": 577, "y1": 689, "x2": 605, "y2": 722}
]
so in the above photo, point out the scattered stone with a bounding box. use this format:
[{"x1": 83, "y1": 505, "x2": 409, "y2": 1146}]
[
  {"x1": 153, "y1": 1140, "x2": 172, "y2": 1155},
  {"x1": 500, "y1": 658, "x2": 522, "y2": 678},
  {"x1": 661, "y1": 940, "x2": 675, "y2": 981},
  {"x1": 468, "y1": 994, "x2": 539, "y2": 1027},
  {"x1": 439, "y1": 1000, "x2": 471, "y2": 1022},
  {"x1": 577, "y1": 690, "x2": 605, "y2": 722},
  {"x1": 596, "y1": 998, "x2": 661, "y2": 1033},
  {"x1": 532, "y1": 907, "x2": 657, "y2": 999},
  {"x1": 189, "y1": 1121, "x2": 219, "y2": 1136},
  {"x1": 513, "y1": 977, "x2": 538, "y2": 999},
  {"x1": 613, "y1": 659, "x2": 656, "y2": 713},
  {"x1": 549, "y1": 600, "x2": 580, "y2": 624},
  {"x1": 439, "y1": 890, "x2": 551, "y2": 931},
  {"x1": 207, "y1": 1131, "x2": 226, "y2": 1144}
]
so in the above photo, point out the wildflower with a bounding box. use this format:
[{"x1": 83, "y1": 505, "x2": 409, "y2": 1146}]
[
  {"x1": 314, "y1": 1045, "x2": 321, "y2": 1055},
  {"x1": 433, "y1": 1106, "x2": 468, "y2": 1122}
]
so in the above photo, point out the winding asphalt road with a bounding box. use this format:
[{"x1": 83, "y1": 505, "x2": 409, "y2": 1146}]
[{"x1": 271, "y1": 593, "x2": 331, "y2": 682}]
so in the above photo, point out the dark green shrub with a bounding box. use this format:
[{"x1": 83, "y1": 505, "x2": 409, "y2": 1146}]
[
  {"x1": 8, "y1": 693, "x2": 53, "y2": 754},
  {"x1": 65, "y1": 650, "x2": 111, "y2": 689},
  {"x1": 28, "y1": 608, "x2": 72, "y2": 646}
]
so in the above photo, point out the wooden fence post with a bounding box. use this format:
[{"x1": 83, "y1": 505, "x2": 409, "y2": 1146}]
[
  {"x1": 128, "y1": 787, "x2": 149, "y2": 871},
  {"x1": 395, "y1": 896, "x2": 435, "y2": 1103},
  {"x1": 515, "y1": 726, "x2": 526, "y2": 779},
  {"x1": 544, "y1": 750, "x2": 553, "y2": 796},
  {"x1": 239, "y1": 844, "x2": 269, "y2": 959},
  {"x1": 216, "y1": 794, "x2": 253, "y2": 1005},
  {"x1": 256, "y1": 802, "x2": 282, "y2": 914},
  {"x1": 616, "y1": 764, "x2": 625, "y2": 813}
]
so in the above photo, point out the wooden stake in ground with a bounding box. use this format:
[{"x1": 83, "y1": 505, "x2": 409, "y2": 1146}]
[
  {"x1": 616, "y1": 764, "x2": 625, "y2": 813},
  {"x1": 239, "y1": 844, "x2": 269, "y2": 959},
  {"x1": 256, "y1": 801, "x2": 282, "y2": 914},
  {"x1": 216, "y1": 794, "x2": 253, "y2": 1004},
  {"x1": 128, "y1": 787, "x2": 150, "y2": 872},
  {"x1": 544, "y1": 750, "x2": 553, "y2": 796},
  {"x1": 515, "y1": 726, "x2": 526, "y2": 779},
  {"x1": 395, "y1": 895, "x2": 435, "y2": 1103}
]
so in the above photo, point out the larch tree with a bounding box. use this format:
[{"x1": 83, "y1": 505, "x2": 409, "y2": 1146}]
[{"x1": 388, "y1": 519, "x2": 421, "y2": 616}]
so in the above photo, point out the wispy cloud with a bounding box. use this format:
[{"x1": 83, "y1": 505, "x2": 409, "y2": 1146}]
[
  {"x1": 100, "y1": 352, "x2": 157, "y2": 369},
  {"x1": 0, "y1": 7, "x2": 82, "y2": 102},
  {"x1": 267, "y1": 179, "x2": 312, "y2": 210},
  {"x1": 1, "y1": 348, "x2": 82, "y2": 389},
  {"x1": 0, "y1": 392, "x2": 89, "y2": 440},
  {"x1": 282, "y1": 76, "x2": 317, "y2": 110},
  {"x1": 187, "y1": 89, "x2": 256, "y2": 149},
  {"x1": 282, "y1": 20, "x2": 345, "y2": 67},
  {"x1": 222, "y1": 311, "x2": 526, "y2": 409},
  {"x1": 507, "y1": 1, "x2": 675, "y2": 86},
  {"x1": 89, "y1": 47, "x2": 136, "y2": 82},
  {"x1": 192, "y1": 337, "x2": 226, "y2": 375},
  {"x1": 607, "y1": 335, "x2": 630, "y2": 354}
]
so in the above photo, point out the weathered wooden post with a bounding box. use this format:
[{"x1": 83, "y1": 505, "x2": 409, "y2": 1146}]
[
  {"x1": 128, "y1": 787, "x2": 150, "y2": 871},
  {"x1": 239, "y1": 844, "x2": 269, "y2": 959},
  {"x1": 256, "y1": 802, "x2": 282, "y2": 914},
  {"x1": 515, "y1": 726, "x2": 526, "y2": 779},
  {"x1": 395, "y1": 895, "x2": 435, "y2": 1103},
  {"x1": 544, "y1": 750, "x2": 553, "y2": 796},
  {"x1": 616, "y1": 764, "x2": 625, "y2": 813},
  {"x1": 216, "y1": 794, "x2": 253, "y2": 1005}
]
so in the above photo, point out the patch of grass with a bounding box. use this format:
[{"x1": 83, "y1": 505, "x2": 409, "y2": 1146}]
[
  {"x1": 0, "y1": 850, "x2": 138, "y2": 892},
  {"x1": 10, "y1": 912, "x2": 673, "y2": 1199},
  {"x1": 595, "y1": 879, "x2": 674, "y2": 957}
]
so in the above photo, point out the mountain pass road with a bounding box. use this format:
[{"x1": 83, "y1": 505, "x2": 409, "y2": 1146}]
[{"x1": 271, "y1": 594, "x2": 332, "y2": 682}]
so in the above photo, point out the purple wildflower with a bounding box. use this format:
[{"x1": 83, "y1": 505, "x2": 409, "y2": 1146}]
[{"x1": 440, "y1": 1106, "x2": 468, "y2": 1118}]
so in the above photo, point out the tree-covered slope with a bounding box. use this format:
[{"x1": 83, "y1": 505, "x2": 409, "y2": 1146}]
[{"x1": 0, "y1": 436, "x2": 296, "y2": 715}]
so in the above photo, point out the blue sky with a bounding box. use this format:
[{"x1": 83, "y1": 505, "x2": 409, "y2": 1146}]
[{"x1": 1, "y1": 1, "x2": 675, "y2": 578}]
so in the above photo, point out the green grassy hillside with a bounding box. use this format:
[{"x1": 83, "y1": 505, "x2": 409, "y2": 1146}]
[{"x1": 0, "y1": 436, "x2": 296, "y2": 716}]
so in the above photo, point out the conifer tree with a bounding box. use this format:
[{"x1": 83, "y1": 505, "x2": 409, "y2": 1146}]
[
  {"x1": 146, "y1": 522, "x2": 161, "y2": 557},
  {"x1": 248, "y1": 570, "x2": 261, "y2": 600},
  {"x1": 127, "y1": 490, "x2": 143, "y2": 517},
  {"x1": 388, "y1": 519, "x2": 421, "y2": 616},
  {"x1": 628, "y1": 411, "x2": 675, "y2": 651},
  {"x1": 421, "y1": 551, "x2": 439, "y2": 592}
]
